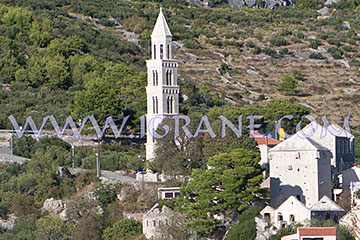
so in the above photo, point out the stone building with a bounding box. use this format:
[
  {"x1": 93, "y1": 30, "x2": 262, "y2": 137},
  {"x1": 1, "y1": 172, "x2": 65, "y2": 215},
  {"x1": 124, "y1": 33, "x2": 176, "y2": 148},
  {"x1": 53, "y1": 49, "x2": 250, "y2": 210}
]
[
  {"x1": 145, "y1": 8, "x2": 180, "y2": 161},
  {"x1": 269, "y1": 134, "x2": 332, "y2": 208},
  {"x1": 303, "y1": 123, "x2": 354, "y2": 174},
  {"x1": 143, "y1": 204, "x2": 172, "y2": 239}
]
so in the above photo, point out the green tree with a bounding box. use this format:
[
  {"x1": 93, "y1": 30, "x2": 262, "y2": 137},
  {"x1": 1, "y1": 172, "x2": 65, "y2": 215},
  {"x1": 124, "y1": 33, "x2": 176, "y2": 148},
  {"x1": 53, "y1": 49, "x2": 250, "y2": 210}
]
[
  {"x1": 35, "y1": 215, "x2": 74, "y2": 240},
  {"x1": 13, "y1": 135, "x2": 36, "y2": 158},
  {"x1": 277, "y1": 74, "x2": 298, "y2": 95},
  {"x1": 102, "y1": 218, "x2": 142, "y2": 240},
  {"x1": 176, "y1": 148, "x2": 263, "y2": 237},
  {"x1": 226, "y1": 206, "x2": 261, "y2": 240}
]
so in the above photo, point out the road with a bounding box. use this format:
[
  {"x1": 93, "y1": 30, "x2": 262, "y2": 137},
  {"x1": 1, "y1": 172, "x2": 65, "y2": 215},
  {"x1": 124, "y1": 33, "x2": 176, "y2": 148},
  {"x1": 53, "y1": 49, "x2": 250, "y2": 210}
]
[
  {"x1": 70, "y1": 168, "x2": 137, "y2": 183},
  {"x1": 0, "y1": 147, "x2": 29, "y2": 164}
]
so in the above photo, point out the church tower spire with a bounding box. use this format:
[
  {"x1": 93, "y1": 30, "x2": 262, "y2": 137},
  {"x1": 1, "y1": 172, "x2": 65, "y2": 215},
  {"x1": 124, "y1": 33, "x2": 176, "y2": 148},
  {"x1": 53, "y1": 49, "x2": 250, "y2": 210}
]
[{"x1": 146, "y1": 8, "x2": 179, "y2": 161}]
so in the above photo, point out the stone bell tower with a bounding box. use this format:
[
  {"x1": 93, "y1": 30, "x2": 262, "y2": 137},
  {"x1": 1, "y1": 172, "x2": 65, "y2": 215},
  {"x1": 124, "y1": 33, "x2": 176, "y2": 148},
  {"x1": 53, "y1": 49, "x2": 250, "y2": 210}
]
[{"x1": 145, "y1": 8, "x2": 179, "y2": 161}]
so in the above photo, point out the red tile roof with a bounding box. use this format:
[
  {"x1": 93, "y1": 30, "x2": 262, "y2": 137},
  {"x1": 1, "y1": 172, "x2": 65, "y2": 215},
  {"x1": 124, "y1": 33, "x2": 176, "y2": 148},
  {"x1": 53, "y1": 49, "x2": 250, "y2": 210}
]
[
  {"x1": 250, "y1": 130, "x2": 280, "y2": 146},
  {"x1": 299, "y1": 227, "x2": 337, "y2": 237}
]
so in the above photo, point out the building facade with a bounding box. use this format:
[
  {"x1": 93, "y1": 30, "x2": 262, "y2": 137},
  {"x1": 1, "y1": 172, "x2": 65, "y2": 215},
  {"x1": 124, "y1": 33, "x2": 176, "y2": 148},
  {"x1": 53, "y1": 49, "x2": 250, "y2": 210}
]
[
  {"x1": 269, "y1": 134, "x2": 332, "y2": 208},
  {"x1": 146, "y1": 8, "x2": 180, "y2": 161}
]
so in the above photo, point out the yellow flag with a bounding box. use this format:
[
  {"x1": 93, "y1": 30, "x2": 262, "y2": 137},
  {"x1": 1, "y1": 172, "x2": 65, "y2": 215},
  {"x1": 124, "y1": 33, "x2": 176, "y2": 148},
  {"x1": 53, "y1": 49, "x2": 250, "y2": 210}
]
[{"x1": 279, "y1": 128, "x2": 285, "y2": 141}]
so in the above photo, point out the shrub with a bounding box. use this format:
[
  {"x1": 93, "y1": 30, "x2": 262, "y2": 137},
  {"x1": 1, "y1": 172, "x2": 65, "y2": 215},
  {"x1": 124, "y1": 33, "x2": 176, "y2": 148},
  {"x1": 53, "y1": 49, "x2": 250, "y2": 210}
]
[
  {"x1": 13, "y1": 136, "x2": 36, "y2": 158},
  {"x1": 350, "y1": 59, "x2": 360, "y2": 67},
  {"x1": 309, "y1": 52, "x2": 326, "y2": 59},
  {"x1": 251, "y1": 46, "x2": 262, "y2": 54},
  {"x1": 277, "y1": 74, "x2": 297, "y2": 95},
  {"x1": 279, "y1": 48, "x2": 289, "y2": 56},
  {"x1": 342, "y1": 45, "x2": 356, "y2": 52},
  {"x1": 270, "y1": 36, "x2": 289, "y2": 47},
  {"x1": 291, "y1": 37, "x2": 302, "y2": 43},
  {"x1": 294, "y1": 31, "x2": 305, "y2": 39},
  {"x1": 184, "y1": 40, "x2": 200, "y2": 49},
  {"x1": 327, "y1": 38, "x2": 342, "y2": 47},
  {"x1": 94, "y1": 183, "x2": 121, "y2": 206},
  {"x1": 328, "y1": 47, "x2": 344, "y2": 59},
  {"x1": 219, "y1": 63, "x2": 230, "y2": 75},
  {"x1": 245, "y1": 41, "x2": 256, "y2": 48},
  {"x1": 309, "y1": 39, "x2": 322, "y2": 49},
  {"x1": 291, "y1": 70, "x2": 305, "y2": 81},
  {"x1": 102, "y1": 219, "x2": 142, "y2": 240},
  {"x1": 281, "y1": 29, "x2": 292, "y2": 36},
  {"x1": 263, "y1": 47, "x2": 278, "y2": 58}
]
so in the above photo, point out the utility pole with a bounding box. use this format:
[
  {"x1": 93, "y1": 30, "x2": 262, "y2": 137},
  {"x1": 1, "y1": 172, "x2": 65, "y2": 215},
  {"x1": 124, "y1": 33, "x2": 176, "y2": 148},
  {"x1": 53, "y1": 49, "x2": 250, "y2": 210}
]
[
  {"x1": 10, "y1": 127, "x2": 14, "y2": 155},
  {"x1": 96, "y1": 139, "x2": 101, "y2": 178},
  {"x1": 71, "y1": 145, "x2": 75, "y2": 168}
]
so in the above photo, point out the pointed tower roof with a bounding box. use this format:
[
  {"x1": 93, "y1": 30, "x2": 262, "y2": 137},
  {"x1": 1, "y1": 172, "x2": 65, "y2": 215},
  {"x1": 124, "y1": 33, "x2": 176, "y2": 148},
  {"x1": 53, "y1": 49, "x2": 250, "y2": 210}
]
[{"x1": 151, "y1": 8, "x2": 172, "y2": 39}]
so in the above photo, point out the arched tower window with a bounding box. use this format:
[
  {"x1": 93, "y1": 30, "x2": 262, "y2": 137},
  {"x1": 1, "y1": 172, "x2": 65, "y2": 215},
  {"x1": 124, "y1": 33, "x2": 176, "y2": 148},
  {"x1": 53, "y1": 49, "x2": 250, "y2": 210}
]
[
  {"x1": 169, "y1": 70, "x2": 172, "y2": 85},
  {"x1": 165, "y1": 70, "x2": 170, "y2": 85},
  {"x1": 170, "y1": 96, "x2": 173, "y2": 114},
  {"x1": 155, "y1": 97, "x2": 158, "y2": 114},
  {"x1": 155, "y1": 71, "x2": 158, "y2": 86},
  {"x1": 166, "y1": 97, "x2": 170, "y2": 113},
  {"x1": 153, "y1": 45, "x2": 156, "y2": 59},
  {"x1": 167, "y1": 44, "x2": 170, "y2": 59},
  {"x1": 152, "y1": 97, "x2": 155, "y2": 114},
  {"x1": 152, "y1": 70, "x2": 156, "y2": 85},
  {"x1": 160, "y1": 44, "x2": 163, "y2": 59}
]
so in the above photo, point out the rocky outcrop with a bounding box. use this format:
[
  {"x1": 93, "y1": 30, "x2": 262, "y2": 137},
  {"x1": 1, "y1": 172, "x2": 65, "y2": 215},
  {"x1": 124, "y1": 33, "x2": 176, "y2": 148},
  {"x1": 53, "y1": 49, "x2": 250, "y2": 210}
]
[
  {"x1": 42, "y1": 198, "x2": 69, "y2": 214},
  {"x1": 340, "y1": 206, "x2": 360, "y2": 240},
  {"x1": 228, "y1": 0, "x2": 292, "y2": 9},
  {"x1": 0, "y1": 214, "x2": 17, "y2": 230}
]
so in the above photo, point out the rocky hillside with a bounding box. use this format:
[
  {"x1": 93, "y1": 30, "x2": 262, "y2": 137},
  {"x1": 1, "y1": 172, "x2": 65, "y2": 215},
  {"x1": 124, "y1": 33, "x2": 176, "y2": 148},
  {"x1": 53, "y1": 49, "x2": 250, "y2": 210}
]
[{"x1": 64, "y1": 0, "x2": 360, "y2": 130}]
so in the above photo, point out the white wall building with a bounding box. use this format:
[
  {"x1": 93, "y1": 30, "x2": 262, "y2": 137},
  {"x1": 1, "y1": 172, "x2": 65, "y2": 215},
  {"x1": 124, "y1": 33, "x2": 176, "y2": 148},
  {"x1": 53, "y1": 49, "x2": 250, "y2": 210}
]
[
  {"x1": 146, "y1": 8, "x2": 180, "y2": 161},
  {"x1": 269, "y1": 134, "x2": 332, "y2": 208},
  {"x1": 281, "y1": 227, "x2": 337, "y2": 240},
  {"x1": 338, "y1": 165, "x2": 360, "y2": 190},
  {"x1": 257, "y1": 196, "x2": 344, "y2": 237}
]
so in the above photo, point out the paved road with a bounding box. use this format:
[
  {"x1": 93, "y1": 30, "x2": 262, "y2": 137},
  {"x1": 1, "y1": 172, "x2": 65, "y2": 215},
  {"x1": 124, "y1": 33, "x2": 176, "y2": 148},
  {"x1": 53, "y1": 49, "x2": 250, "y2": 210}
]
[
  {"x1": 70, "y1": 168, "x2": 137, "y2": 183},
  {"x1": 0, "y1": 147, "x2": 29, "y2": 164}
]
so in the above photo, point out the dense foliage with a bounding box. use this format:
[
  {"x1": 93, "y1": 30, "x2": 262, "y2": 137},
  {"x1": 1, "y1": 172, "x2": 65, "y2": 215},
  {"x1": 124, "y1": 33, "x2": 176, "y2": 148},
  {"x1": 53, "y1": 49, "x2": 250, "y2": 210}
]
[{"x1": 176, "y1": 148, "x2": 263, "y2": 237}]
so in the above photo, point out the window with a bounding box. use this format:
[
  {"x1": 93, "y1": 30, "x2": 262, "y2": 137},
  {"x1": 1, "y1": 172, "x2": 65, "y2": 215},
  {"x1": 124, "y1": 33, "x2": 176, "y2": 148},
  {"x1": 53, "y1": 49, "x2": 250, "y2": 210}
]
[
  {"x1": 153, "y1": 70, "x2": 157, "y2": 86},
  {"x1": 154, "y1": 45, "x2": 156, "y2": 59},
  {"x1": 336, "y1": 140, "x2": 340, "y2": 152},
  {"x1": 153, "y1": 220, "x2": 156, "y2": 226},
  {"x1": 152, "y1": 97, "x2": 155, "y2": 114},
  {"x1": 165, "y1": 192, "x2": 173, "y2": 199},
  {"x1": 264, "y1": 213, "x2": 271, "y2": 224},
  {"x1": 167, "y1": 97, "x2": 173, "y2": 114},
  {"x1": 278, "y1": 213, "x2": 283, "y2": 221},
  {"x1": 155, "y1": 97, "x2": 158, "y2": 114},
  {"x1": 166, "y1": 70, "x2": 169, "y2": 85},
  {"x1": 160, "y1": 44, "x2": 163, "y2": 59},
  {"x1": 175, "y1": 192, "x2": 180, "y2": 197},
  {"x1": 146, "y1": 220, "x2": 149, "y2": 227},
  {"x1": 155, "y1": 71, "x2": 158, "y2": 85},
  {"x1": 169, "y1": 71, "x2": 172, "y2": 86},
  {"x1": 167, "y1": 44, "x2": 170, "y2": 59},
  {"x1": 289, "y1": 214, "x2": 295, "y2": 223}
]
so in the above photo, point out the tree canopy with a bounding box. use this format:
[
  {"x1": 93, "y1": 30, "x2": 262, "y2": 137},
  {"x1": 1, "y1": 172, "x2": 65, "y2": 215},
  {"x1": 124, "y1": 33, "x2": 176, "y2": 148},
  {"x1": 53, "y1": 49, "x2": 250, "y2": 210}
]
[{"x1": 176, "y1": 148, "x2": 263, "y2": 237}]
